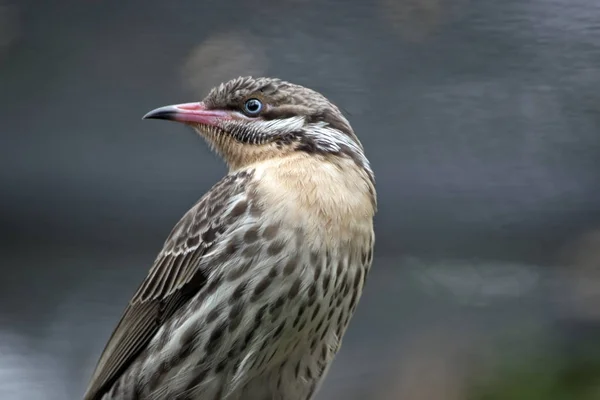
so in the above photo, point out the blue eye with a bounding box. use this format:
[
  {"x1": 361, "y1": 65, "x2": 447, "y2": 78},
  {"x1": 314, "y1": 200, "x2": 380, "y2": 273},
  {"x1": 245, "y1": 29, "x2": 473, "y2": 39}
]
[{"x1": 243, "y1": 98, "x2": 262, "y2": 115}]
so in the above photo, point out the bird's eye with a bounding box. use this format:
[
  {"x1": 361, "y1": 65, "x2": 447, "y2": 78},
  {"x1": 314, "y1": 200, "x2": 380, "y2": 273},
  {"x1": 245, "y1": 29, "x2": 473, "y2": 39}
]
[{"x1": 243, "y1": 98, "x2": 263, "y2": 116}]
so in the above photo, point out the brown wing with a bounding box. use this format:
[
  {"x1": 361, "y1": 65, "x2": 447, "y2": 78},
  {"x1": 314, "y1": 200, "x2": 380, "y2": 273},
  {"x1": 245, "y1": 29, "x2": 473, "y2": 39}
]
[{"x1": 83, "y1": 171, "x2": 253, "y2": 400}]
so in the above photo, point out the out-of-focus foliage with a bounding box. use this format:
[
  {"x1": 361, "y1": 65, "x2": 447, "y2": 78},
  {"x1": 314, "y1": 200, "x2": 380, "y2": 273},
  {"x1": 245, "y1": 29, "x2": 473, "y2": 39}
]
[{"x1": 469, "y1": 326, "x2": 600, "y2": 400}]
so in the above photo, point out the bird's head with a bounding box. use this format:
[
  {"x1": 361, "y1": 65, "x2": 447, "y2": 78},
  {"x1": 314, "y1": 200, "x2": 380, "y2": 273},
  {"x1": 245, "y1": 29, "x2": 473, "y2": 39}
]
[{"x1": 143, "y1": 76, "x2": 372, "y2": 178}]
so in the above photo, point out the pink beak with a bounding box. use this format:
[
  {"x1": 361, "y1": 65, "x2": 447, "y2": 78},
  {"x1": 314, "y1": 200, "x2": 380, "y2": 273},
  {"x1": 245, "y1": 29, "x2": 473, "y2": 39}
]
[{"x1": 142, "y1": 102, "x2": 231, "y2": 125}]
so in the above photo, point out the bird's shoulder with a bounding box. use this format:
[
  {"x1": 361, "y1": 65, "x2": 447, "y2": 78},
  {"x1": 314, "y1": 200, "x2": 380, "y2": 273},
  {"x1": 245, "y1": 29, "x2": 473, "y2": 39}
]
[
  {"x1": 133, "y1": 168, "x2": 260, "y2": 302},
  {"x1": 84, "y1": 168, "x2": 258, "y2": 400}
]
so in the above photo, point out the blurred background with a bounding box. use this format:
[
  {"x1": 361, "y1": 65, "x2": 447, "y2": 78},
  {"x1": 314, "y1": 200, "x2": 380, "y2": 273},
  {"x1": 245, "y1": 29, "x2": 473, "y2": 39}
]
[{"x1": 1, "y1": 0, "x2": 600, "y2": 399}]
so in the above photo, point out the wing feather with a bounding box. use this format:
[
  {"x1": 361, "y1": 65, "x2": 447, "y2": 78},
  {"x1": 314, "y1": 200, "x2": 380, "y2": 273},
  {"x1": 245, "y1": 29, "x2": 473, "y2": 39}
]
[{"x1": 84, "y1": 171, "x2": 253, "y2": 400}]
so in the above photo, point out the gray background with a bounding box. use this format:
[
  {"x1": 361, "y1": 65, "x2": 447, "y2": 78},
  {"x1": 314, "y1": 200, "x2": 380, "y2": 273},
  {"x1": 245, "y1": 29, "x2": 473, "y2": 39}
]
[{"x1": 1, "y1": 0, "x2": 600, "y2": 399}]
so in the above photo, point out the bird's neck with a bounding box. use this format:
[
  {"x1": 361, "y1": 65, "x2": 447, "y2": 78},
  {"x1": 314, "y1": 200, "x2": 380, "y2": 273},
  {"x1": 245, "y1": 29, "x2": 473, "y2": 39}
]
[{"x1": 245, "y1": 152, "x2": 376, "y2": 247}]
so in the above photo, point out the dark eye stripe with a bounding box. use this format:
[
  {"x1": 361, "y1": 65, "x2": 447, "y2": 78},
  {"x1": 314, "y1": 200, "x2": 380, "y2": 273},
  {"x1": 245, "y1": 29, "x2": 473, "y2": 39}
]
[
  {"x1": 306, "y1": 109, "x2": 354, "y2": 137},
  {"x1": 261, "y1": 108, "x2": 297, "y2": 121}
]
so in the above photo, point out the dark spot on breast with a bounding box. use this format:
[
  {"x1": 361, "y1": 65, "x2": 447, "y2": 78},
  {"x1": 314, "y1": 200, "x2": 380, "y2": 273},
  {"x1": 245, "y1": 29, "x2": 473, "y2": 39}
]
[
  {"x1": 293, "y1": 302, "x2": 307, "y2": 328},
  {"x1": 243, "y1": 227, "x2": 259, "y2": 243},
  {"x1": 307, "y1": 283, "x2": 317, "y2": 305},
  {"x1": 205, "y1": 321, "x2": 226, "y2": 352},
  {"x1": 262, "y1": 223, "x2": 280, "y2": 240},
  {"x1": 353, "y1": 267, "x2": 363, "y2": 291},
  {"x1": 311, "y1": 303, "x2": 321, "y2": 321},
  {"x1": 336, "y1": 260, "x2": 344, "y2": 279},
  {"x1": 320, "y1": 325, "x2": 328, "y2": 341},
  {"x1": 327, "y1": 308, "x2": 335, "y2": 321},
  {"x1": 268, "y1": 265, "x2": 279, "y2": 278},
  {"x1": 315, "y1": 317, "x2": 325, "y2": 335},
  {"x1": 328, "y1": 293, "x2": 336, "y2": 308},
  {"x1": 249, "y1": 201, "x2": 262, "y2": 217},
  {"x1": 243, "y1": 326, "x2": 257, "y2": 350},
  {"x1": 243, "y1": 305, "x2": 267, "y2": 347},
  {"x1": 229, "y1": 280, "x2": 248, "y2": 304},
  {"x1": 336, "y1": 311, "x2": 344, "y2": 329},
  {"x1": 228, "y1": 302, "x2": 244, "y2": 332},
  {"x1": 178, "y1": 323, "x2": 199, "y2": 360},
  {"x1": 215, "y1": 359, "x2": 227, "y2": 373},
  {"x1": 272, "y1": 321, "x2": 285, "y2": 339},
  {"x1": 283, "y1": 256, "x2": 299, "y2": 276},
  {"x1": 267, "y1": 240, "x2": 285, "y2": 256},
  {"x1": 227, "y1": 340, "x2": 241, "y2": 359},
  {"x1": 313, "y1": 260, "x2": 322, "y2": 281},
  {"x1": 343, "y1": 313, "x2": 351, "y2": 327},
  {"x1": 230, "y1": 200, "x2": 248, "y2": 218},
  {"x1": 305, "y1": 365, "x2": 314, "y2": 380},
  {"x1": 252, "y1": 274, "x2": 273, "y2": 301},
  {"x1": 288, "y1": 277, "x2": 301, "y2": 299},
  {"x1": 225, "y1": 237, "x2": 241, "y2": 255},
  {"x1": 205, "y1": 302, "x2": 223, "y2": 324},
  {"x1": 255, "y1": 304, "x2": 268, "y2": 322},
  {"x1": 205, "y1": 273, "x2": 223, "y2": 295},
  {"x1": 184, "y1": 367, "x2": 209, "y2": 393},
  {"x1": 270, "y1": 295, "x2": 286, "y2": 316},
  {"x1": 322, "y1": 273, "x2": 331, "y2": 292},
  {"x1": 260, "y1": 338, "x2": 270, "y2": 351}
]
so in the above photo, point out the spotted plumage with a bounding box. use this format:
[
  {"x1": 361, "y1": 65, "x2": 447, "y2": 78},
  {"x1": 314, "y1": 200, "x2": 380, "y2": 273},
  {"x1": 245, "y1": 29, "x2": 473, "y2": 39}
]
[{"x1": 84, "y1": 77, "x2": 376, "y2": 400}]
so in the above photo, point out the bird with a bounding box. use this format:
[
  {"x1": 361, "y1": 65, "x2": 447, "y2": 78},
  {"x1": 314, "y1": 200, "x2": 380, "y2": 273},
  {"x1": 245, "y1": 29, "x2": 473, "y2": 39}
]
[{"x1": 83, "y1": 76, "x2": 377, "y2": 400}]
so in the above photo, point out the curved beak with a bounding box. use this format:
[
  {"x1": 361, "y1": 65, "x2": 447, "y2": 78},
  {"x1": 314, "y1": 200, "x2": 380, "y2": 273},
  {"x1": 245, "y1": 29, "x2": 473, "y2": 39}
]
[{"x1": 142, "y1": 102, "x2": 231, "y2": 126}]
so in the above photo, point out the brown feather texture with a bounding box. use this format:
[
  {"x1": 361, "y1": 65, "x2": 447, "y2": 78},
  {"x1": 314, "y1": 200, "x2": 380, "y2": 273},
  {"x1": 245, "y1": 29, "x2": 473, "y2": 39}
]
[{"x1": 84, "y1": 76, "x2": 377, "y2": 400}]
